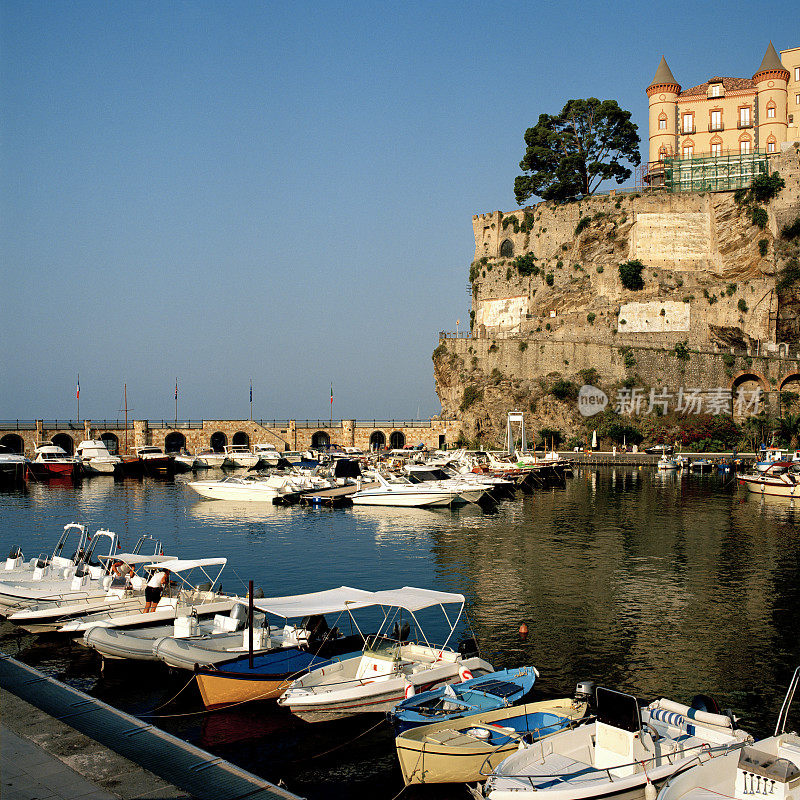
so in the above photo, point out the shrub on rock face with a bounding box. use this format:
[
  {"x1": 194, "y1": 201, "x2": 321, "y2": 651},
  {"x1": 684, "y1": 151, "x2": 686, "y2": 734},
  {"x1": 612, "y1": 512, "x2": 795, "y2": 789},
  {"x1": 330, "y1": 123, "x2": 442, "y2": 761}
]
[
  {"x1": 749, "y1": 171, "x2": 784, "y2": 203},
  {"x1": 551, "y1": 379, "x2": 579, "y2": 401},
  {"x1": 782, "y1": 218, "x2": 800, "y2": 240},
  {"x1": 460, "y1": 385, "x2": 483, "y2": 411},
  {"x1": 618, "y1": 259, "x2": 644, "y2": 290},
  {"x1": 751, "y1": 207, "x2": 768, "y2": 229}
]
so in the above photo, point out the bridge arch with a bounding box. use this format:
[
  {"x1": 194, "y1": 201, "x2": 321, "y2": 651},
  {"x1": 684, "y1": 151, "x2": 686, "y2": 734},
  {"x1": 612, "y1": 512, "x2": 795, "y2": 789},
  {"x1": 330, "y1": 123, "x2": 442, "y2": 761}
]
[
  {"x1": 210, "y1": 432, "x2": 227, "y2": 452},
  {"x1": 232, "y1": 431, "x2": 250, "y2": 447},
  {"x1": 369, "y1": 431, "x2": 386, "y2": 451},
  {"x1": 165, "y1": 432, "x2": 186, "y2": 453},
  {"x1": 311, "y1": 431, "x2": 330, "y2": 449},
  {"x1": 0, "y1": 434, "x2": 24, "y2": 453},
  {"x1": 728, "y1": 370, "x2": 769, "y2": 393},
  {"x1": 779, "y1": 371, "x2": 800, "y2": 392},
  {"x1": 389, "y1": 431, "x2": 406, "y2": 449},
  {"x1": 51, "y1": 433, "x2": 74, "y2": 455},
  {"x1": 99, "y1": 432, "x2": 119, "y2": 454}
]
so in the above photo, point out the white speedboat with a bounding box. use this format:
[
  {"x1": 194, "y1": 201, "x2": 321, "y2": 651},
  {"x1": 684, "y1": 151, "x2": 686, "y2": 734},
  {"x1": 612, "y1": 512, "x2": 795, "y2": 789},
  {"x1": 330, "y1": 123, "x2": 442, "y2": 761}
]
[
  {"x1": 196, "y1": 450, "x2": 226, "y2": 469},
  {"x1": 188, "y1": 475, "x2": 298, "y2": 501},
  {"x1": 351, "y1": 472, "x2": 468, "y2": 507},
  {"x1": 738, "y1": 462, "x2": 800, "y2": 498},
  {"x1": 482, "y1": 687, "x2": 750, "y2": 800},
  {"x1": 2, "y1": 522, "x2": 87, "y2": 583},
  {"x1": 657, "y1": 666, "x2": 800, "y2": 800},
  {"x1": 133, "y1": 446, "x2": 175, "y2": 476},
  {"x1": 278, "y1": 587, "x2": 493, "y2": 723},
  {"x1": 253, "y1": 443, "x2": 282, "y2": 468},
  {"x1": 76, "y1": 440, "x2": 122, "y2": 476},
  {"x1": 658, "y1": 456, "x2": 680, "y2": 470},
  {"x1": 170, "y1": 451, "x2": 198, "y2": 472},
  {"x1": 8, "y1": 550, "x2": 174, "y2": 633},
  {"x1": 58, "y1": 557, "x2": 235, "y2": 635},
  {"x1": 0, "y1": 445, "x2": 29, "y2": 487},
  {"x1": 222, "y1": 445, "x2": 260, "y2": 469},
  {"x1": 0, "y1": 528, "x2": 121, "y2": 613},
  {"x1": 403, "y1": 464, "x2": 492, "y2": 504}
]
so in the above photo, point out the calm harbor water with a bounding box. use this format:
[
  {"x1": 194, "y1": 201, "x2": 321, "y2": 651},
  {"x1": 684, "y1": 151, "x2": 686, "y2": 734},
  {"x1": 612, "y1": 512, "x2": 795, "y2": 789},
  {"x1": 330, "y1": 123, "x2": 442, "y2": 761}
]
[{"x1": 2, "y1": 468, "x2": 800, "y2": 799}]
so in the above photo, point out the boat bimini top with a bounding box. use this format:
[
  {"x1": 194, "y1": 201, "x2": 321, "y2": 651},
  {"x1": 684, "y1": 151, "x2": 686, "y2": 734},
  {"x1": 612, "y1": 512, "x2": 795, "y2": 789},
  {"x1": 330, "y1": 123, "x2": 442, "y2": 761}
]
[
  {"x1": 240, "y1": 585, "x2": 468, "y2": 649},
  {"x1": 141, "y1": 558, "x2": 228, "y2": 594}
]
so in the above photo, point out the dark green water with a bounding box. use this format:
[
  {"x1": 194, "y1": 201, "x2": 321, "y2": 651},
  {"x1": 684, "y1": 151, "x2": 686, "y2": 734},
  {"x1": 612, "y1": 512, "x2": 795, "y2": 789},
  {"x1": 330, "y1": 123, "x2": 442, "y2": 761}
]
[{"x1": 2, "y1": 467, "x2": 799, "y2": 799}]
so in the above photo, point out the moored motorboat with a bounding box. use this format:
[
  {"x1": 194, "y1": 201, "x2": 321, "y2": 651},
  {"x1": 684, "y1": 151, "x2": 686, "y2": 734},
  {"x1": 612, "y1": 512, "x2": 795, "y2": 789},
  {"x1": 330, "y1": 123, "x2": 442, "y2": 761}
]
[
  {"x1": 57, "y1": 557, "x2": 233, "y2": 635},
  {"x1": 28, "y1": 444, "x2": 80, "y2": 480},
  {"x1": 481, "y1": 687, "x2": 750, "y2": 800},
  {"x1": 0, "y1": 445, "x2": 29, "y2": 487},
  {"x1": 278, "y1": 587, "x2": 493, "y2": 723},
  {"x1": 351, "y1": 472, "x2": 467, "y2": 507},
  {"x1": 188, "y1": 475, "x2": 298, "y2": 502},
  {"x1": 76, "y1": 440, "x2": 122, "y2": 476},
  {"x1": 222, "y1": 445, "x2": 260, "y2": 469},
  {"x1": 134, "y1": 446, "x2": 175, "y2": 477},
  {"x1": 193, "y1": 586, "x2": 377, "y2": 708},
  {"x1": 738, "y1": 462, "x2": 800, "y2": 498},
  {"x1": 396, "y1": 693, "x2": 589, "y2": 785},
  {"x1": 656, "y1": 665, "x2": 800, "y2": 800},
  {"x1": 387, "y1": 666, "x2": 538, "y2": 735}
]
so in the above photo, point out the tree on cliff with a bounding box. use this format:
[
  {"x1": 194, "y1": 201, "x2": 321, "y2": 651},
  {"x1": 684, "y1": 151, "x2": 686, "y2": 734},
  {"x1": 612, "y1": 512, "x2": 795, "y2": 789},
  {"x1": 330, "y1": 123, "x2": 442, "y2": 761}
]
[{"x1": 514, "y1": 98, "x2": 641, "y2": 204}]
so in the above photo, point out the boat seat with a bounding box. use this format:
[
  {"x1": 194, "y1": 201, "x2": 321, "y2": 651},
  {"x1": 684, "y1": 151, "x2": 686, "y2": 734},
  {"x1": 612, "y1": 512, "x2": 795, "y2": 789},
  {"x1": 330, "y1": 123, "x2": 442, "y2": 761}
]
[{"x1": 509, "y1": 754, "x2": 605, "y2": 789}]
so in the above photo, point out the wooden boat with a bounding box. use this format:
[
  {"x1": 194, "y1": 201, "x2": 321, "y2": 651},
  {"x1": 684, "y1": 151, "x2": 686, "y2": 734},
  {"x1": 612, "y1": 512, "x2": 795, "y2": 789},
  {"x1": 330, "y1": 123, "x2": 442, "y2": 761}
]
[
  {"x1": 388, "y1": 666, "x2": 539, "y2": 735},
  {"x1": 738, "y1": 462, "x2": 800, "y2": 498},
  {"x1": 396, "y1": 696, "x2": 588, "y2": 786},
  {"x1": 134, "y1": 446, "x2": 175, "y2": 477}
]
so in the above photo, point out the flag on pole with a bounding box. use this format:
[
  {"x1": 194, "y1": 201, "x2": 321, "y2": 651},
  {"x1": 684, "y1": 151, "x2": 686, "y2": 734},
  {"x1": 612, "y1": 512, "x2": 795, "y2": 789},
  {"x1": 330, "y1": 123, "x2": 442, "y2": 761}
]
[
  {"x1": 175, "y1": 378, "x2": 178, "y2": 400},
  {"x1": 250, "y1": 380, "x2": 252, "y2": 403},
  {"x1": 330, "y1": 383, "x2": 333, "y2": 405},
  {"x1": 76, "y1": 376, "x2": 80, "y2": 399}
]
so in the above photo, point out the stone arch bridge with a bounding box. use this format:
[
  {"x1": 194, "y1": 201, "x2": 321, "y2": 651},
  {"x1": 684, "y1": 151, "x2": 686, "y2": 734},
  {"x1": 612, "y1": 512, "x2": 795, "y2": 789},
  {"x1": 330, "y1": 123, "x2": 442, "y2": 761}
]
[{"x1": 0, "y1": 418, "x2": 455, "y2": 456}]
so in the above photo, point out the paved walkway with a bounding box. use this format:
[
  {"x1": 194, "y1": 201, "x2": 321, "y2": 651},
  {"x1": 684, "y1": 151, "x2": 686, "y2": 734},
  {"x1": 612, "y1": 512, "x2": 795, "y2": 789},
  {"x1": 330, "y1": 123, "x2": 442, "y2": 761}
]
[{"x1": 1, "y1": 689, "x2": 192, "y2": 800}]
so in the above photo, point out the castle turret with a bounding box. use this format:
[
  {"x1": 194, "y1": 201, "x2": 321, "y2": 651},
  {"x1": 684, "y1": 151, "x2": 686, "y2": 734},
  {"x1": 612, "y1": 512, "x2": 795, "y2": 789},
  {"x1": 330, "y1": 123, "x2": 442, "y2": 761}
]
[
  {"x1": 753, "y1": 42, "x2": 789, "y2": 153},
  {"x1": 646, "y1": 57, "x2": 680, "y2": 164}
]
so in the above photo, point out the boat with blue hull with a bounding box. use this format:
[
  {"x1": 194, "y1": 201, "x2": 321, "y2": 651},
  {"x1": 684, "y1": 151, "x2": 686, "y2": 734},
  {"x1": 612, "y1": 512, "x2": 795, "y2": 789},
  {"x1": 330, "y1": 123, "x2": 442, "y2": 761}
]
[{"x1": 387, "y1": 666, "x2": 538, "y2": 735}]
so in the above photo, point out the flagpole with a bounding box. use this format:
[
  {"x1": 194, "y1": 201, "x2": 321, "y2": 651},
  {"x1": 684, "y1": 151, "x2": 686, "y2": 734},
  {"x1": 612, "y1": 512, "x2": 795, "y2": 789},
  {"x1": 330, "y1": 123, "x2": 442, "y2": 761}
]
[
  {"x1": 330, "y1": 382, "x2": 333, "y2": 428},
  {"x1": 175, "y1": 378, "x2": 178, "y2": 425},
  {"x1": 77, "y1": 374, "x2": 80, "y2": 422},
  {"x1": 250, "y1": 379, "x2": 253, "y2": 421}
]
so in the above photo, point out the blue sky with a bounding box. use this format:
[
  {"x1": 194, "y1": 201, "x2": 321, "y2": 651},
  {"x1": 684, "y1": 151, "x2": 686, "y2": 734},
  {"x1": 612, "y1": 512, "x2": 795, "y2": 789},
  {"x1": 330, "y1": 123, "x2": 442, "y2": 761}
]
[{"x1": 1, "y1": 0, "x2": 794, "y2": 420}]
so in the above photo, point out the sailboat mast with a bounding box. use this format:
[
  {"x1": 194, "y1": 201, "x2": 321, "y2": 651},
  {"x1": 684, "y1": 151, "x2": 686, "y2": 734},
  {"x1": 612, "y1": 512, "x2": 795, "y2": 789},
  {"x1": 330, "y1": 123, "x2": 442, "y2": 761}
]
[{"x1": 124, "y1": 383, "x2": 128, "y2": 454}]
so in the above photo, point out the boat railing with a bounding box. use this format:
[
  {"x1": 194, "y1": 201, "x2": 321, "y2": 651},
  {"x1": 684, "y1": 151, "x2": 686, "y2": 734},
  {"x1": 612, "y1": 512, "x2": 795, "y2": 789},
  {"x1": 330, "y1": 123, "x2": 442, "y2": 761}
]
[
  {"x1": 481, "y1": 739, "x2": 741, "y2": 783},
  {"x1": 775, "y1": 666, "x2": 800, "y2": 735}
]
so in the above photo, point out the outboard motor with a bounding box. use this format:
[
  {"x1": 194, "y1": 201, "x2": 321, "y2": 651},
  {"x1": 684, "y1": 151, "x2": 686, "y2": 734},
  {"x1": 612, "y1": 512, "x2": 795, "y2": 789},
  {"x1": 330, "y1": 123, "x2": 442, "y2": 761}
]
[
  {"x1": 458, "y1": 637, "x2": 479, "y2": 659},
  {"x1": 230, "y1": 602, "x2": 249, "y2": 631},
  {"x1": 5, "y1": 548, "x2": 23, "y2": 570},
  {"x1": 575, "y1": 680, "x2": 597, "y2": 708},
  {"x1": 691, "y1": 694, "x2": 722, "y2": 715}
]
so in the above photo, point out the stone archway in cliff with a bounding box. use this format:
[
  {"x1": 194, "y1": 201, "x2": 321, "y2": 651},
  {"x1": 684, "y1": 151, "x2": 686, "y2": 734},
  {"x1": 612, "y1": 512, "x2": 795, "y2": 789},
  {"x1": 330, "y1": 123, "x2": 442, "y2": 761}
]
[
  {"x1": 729, "y1": 371, "x2": 769, "y2": 394},
  {"x1": 779, "y1": 372, "x2": 800, "y2": 413},
  {"x1": 51, "y1": 433, "x2": 74, "y2": 455},
  {"x1": 100, "y1": 433, "x2": 118, "y2": 454},
  {"x1": 311, "y1": 431, "x2": 330, "y2": 449},
  {"x1": 729, "y1": 371, "x2": 769, "y2": 418},
  {"x1": 369, "y1": 431, "x2": 386, "y2": 451},
  {"x1": 389, "y1": 431, "x2": 406, "y2": 449},
  {"x1": 165, "y1": 432, "x2": 186, "y2": 453},
  {"x1": 210, "y1": 431, "x2": 227, "y2": 452},
  {"x1": 232, "y1": 431, "x2": 250, "y2": 447},
  {"x1": 0, "y1": 434, "x2": 24, "y2": 454}
]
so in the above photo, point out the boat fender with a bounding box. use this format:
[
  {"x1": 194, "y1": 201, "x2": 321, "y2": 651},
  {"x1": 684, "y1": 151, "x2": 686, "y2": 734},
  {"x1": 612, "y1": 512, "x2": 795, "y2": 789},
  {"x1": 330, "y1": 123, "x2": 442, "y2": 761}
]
[
  {"x1": 459, "y1": 665, "x2": 473, "y2": 682},
  {"x1": 656, "y1": 698, "x2": 733, "y2": 728},
  {"x1": 404, "y1": 679, "x2": 415, "y2": 699}
]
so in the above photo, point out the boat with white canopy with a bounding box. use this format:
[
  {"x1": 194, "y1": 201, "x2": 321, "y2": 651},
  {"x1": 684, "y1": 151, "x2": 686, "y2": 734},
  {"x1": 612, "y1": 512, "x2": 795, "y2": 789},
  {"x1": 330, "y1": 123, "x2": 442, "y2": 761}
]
[
  {"x1": 193, "y1": 585, "x2": 376, "y2": 707},
  {"x1": 2, "y1": 522, "x2": 88, "y2": 585},
  {"x1": 278, "y1": 587, "x2": 493, "y2": 723},
  {"x1": 57, "y1": 557, "x2": 234, "y2": 635},
  {"x1": 481, "y1": 687, "x2": 750, "y2": 800}
]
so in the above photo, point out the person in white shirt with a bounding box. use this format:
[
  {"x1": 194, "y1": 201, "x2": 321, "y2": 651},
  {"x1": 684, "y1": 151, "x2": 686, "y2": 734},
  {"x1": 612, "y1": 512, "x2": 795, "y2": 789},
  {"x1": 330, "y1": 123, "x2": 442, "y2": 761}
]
[{"x1": 143, "y1": 568, "x2": 170, "y2": 612}]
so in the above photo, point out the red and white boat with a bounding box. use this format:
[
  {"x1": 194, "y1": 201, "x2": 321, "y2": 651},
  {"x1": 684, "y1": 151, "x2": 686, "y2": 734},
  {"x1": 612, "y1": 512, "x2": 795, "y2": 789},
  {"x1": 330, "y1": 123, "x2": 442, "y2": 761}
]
[
  {"x1": 28, "y1": 445, "x2": 80, "y2": 480},
  {"x1": 738, "y1": 461, "x2": 800, "y2": 498}
]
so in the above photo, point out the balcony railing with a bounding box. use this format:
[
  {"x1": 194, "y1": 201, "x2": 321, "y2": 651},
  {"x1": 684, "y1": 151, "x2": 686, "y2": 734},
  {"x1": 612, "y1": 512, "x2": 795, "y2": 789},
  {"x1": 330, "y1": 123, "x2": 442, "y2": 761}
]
[
  {"x1": 680, "y1": 126, "x2": 696, "y2": 135},
  {"x1": 738, "y1": 120, "x2": 753, "y2": 129},
  {"x1": 708, "y1": 123, "x2": 724, "y2": 132}
]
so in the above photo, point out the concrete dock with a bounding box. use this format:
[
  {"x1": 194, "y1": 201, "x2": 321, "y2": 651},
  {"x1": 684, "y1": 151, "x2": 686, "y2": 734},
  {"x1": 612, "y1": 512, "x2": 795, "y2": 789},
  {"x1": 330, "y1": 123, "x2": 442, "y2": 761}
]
[{"x1": 0, "y1": 654, "x2": 302, "y2": 800}]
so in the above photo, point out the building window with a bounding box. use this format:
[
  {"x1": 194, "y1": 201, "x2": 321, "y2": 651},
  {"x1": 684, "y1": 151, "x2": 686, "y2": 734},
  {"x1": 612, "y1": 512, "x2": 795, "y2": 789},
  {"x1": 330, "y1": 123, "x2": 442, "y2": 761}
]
[
  {"x1": 796, "y1": 94, "x2": 800, "y2": 106},
  {"x1": 711, "y1": 142, "x2": 722, "y2": 157},
  {"x1": 796, "y1": 67, "x2": 800, "y2": 81},
  {"x1": 499, "y1": 239, "x2": 514, "y2": 258},
  {"x1": 682, "y1": 113, "x2": 694, "y2": 134},
  {"x1": 710, "y1": 110, "x2": 722, "y2": 131},
  {"x1": 740, "y1": 139, "x2": 751, "y2": 155},
  {"x1": 768, "y1": 141, "x2": 776, "y2": 153},
  {"x1": 739, "y1": 106, "x2": 751, "y2": 127},
  {"x1": 767, "y1": 103, "x2": 776, "y2": 119},
  {"x1": 710, "y1": 84, "x2": 721, "y2": 97},
  {"x1": 659, "y1": 116, "x2": 667, "y2": 130},
  {"x1": 658, "y1": 146, "x2": 668, "y2": 161},
  {"x1": 683, "y1": 144, "x2": 694, "y2": 159}
]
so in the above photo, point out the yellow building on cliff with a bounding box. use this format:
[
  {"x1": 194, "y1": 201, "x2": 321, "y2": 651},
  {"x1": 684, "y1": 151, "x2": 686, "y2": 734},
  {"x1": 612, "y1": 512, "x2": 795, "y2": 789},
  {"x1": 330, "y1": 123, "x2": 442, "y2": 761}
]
[{"x1": 646, "y1": 42, "x2": 799, "y2": 188}]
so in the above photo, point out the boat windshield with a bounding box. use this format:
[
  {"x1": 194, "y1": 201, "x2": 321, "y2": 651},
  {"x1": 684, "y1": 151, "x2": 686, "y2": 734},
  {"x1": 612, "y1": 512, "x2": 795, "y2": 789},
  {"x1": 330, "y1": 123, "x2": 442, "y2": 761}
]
[{"x1": 363, "y1": 634, "x2": 401, "y2": 660}]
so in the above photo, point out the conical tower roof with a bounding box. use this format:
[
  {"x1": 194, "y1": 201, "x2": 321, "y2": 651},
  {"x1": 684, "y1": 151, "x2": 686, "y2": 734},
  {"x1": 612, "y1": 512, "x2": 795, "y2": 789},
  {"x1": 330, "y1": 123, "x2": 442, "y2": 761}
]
[
  {"x1": 754, "y1": 41, "x2": 786, "y2": 76},
  {"x1": 648, "y1": 56, "x2": 678, "y2": 88}
]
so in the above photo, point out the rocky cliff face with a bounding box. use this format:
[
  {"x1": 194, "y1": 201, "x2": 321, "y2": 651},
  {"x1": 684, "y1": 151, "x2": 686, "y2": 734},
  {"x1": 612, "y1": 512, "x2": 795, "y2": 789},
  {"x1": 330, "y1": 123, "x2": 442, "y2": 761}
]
[{"x1": 435, "y1": 147, "x2": 800, "y2": 445}]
